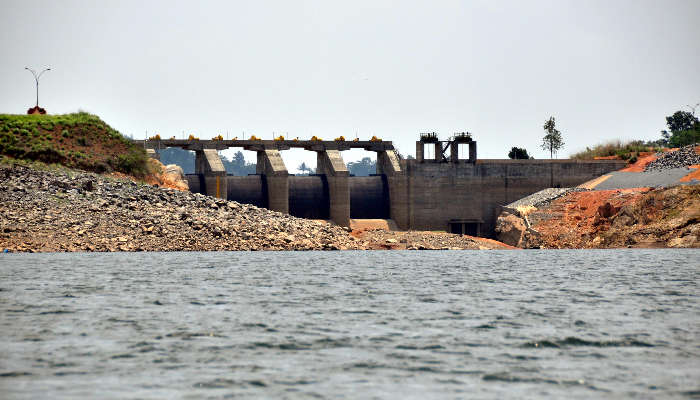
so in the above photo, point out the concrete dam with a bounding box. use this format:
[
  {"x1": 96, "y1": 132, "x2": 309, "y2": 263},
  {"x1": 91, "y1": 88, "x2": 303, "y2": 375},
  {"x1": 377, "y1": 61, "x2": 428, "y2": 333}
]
[{"x1": 136, "y1": 136, "x2": 625, "y2": 237}]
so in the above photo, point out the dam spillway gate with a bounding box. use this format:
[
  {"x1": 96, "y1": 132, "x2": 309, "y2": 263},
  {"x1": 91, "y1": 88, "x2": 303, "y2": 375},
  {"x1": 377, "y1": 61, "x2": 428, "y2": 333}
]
[
  {"x1": 136, "y1": 138, "x2": 400, "y2": 227},
  {"x1": 186, "y1": 174, "x2": 390, "y2": 221}
]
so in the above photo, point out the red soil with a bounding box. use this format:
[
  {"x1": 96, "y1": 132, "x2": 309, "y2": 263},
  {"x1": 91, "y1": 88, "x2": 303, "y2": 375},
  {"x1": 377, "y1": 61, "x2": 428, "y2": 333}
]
[
  {"x1": 531, "y1": 188, "x2": 651, "y2": 248},
  {"x1": 619, "y1": 152, "x2": 657, "y2": 172},
  {"x1": 464, "y1": 235, "x2": 518, "y2": 249},
  {"x1": 680, "y1": 165, "x2": 700, "y2": 182}
]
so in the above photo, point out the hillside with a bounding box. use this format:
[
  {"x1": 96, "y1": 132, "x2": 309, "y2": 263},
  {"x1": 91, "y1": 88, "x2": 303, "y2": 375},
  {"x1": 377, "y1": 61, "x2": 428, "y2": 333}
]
[
  {"x1": 496, "y1": 145, "x2": 700, "y2": 248},
  {"x1": 520, "y1": 186, "x2": 698, "y2": 248},
  {"x1": 0, "y1": 112, "x2": 149, "y2": 177}
]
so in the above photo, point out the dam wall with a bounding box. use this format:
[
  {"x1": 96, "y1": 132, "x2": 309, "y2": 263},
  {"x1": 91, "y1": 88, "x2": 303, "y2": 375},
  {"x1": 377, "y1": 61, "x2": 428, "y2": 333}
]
[
  {"x1": 289, "y1": 176, "x2": 329, "y2": 219},
  {"x1": 151, "y1": 138, "x2": 624, "y2": 236},
  {"x1": 392, "y1": 159, "x2": 626, "y2": 234},
  {"x1": 350, "y1": 175, "x2": 390, "y2": 219}
]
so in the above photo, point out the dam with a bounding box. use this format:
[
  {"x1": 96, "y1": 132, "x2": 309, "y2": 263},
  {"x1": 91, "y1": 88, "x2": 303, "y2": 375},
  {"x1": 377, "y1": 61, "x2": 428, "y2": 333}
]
[{"x1": 135, "y1": 135, "x2": 625, "y2": 236}]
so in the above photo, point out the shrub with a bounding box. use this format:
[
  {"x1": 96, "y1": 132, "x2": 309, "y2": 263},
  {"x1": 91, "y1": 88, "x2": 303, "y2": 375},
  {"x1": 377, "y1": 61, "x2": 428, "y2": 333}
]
[
  {"x1": 570, "y1": 140, "x2": 656, "y2": 160},
  {"x1": 112, "y1": 149, "x2": 149, "y2": 177},
  {"x1": 508, "y1": 147, "x2": 531, "y2": 159}
]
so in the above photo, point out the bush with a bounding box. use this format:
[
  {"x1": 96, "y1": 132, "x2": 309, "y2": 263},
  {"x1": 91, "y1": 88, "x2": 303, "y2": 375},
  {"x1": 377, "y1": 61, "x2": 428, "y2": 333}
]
[
  {"x1": 570, "y1": 140, "x2": 657, "y2": 160},
  {"x1": 112, "y1": 149, "x2": 149, "y2": 177},
  {"x1": 508, "y1": 147, "x2": 531, "y2": 159}
]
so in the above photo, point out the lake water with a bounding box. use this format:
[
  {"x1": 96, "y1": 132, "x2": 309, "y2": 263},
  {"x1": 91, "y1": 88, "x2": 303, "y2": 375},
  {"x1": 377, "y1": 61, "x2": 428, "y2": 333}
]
[{"x1": 1, "y1": 250, "x2": 699, "y2": 399}]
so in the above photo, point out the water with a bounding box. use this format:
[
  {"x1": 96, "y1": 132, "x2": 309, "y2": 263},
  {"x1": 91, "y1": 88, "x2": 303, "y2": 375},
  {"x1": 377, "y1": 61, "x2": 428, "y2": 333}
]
[{"x1": 1, "y1": 250, "x2": 698, "y2": 399}]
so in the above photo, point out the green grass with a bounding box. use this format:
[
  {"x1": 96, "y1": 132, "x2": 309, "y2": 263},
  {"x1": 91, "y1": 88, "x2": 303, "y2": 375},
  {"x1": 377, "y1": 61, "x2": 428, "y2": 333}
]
[
  {"x1": 0, "y1": 112, "x2": 149, "y2": 177},
  {"x1": 570, "y1": 140, "x2": 663, "y2": 161}
]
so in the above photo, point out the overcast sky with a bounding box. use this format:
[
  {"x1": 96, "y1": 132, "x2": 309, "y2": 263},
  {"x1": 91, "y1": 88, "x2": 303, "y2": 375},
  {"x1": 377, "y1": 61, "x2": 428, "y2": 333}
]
[{"x1": 2, "y1": 0, "x2": 698, "y2": 170}]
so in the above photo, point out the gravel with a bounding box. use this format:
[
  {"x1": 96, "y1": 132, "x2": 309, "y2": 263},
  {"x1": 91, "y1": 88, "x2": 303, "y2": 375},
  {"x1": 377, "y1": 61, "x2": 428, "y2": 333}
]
[
  {"x1": 505, "y1": 187, "x2": 586, "y2": 209},
  {"x1": 645, "y1": 145, "x2": 700, "y2": 172}
]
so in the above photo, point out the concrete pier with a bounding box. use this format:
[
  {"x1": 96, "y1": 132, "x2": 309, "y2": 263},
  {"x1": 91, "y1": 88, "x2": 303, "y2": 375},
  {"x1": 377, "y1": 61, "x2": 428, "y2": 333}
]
[
  {"x1": 256, "y1": 149, "x2": 289, "y2": 214},
  {"x1": 195, "y1": 149, "x2": 227, "y2": 199},
  {"x1": 376, "y1": 150, "x2": 406, "y2": 229},
  {"x1": 316, "y1": 150, "x2": 350, "y2": 227}
]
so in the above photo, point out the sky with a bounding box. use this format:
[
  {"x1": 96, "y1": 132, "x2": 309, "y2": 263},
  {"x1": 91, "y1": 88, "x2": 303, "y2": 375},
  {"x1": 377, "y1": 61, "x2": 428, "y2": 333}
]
[{"x1": 2, "y1": 0, "x2": 699, "y2": 171}]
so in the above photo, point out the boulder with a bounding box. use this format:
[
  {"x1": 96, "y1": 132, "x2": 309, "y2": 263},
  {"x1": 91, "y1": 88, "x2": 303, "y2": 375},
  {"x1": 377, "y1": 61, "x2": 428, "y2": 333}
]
[
  {"x1": 667, "y1": 235, "x2": 697, "y2": 248},
  {"x1": 162, "y1": 164, "x2": 188, "y2": 191},
  {"x1": 495, "y1": 212, "x2": 527, "y2": 247}
]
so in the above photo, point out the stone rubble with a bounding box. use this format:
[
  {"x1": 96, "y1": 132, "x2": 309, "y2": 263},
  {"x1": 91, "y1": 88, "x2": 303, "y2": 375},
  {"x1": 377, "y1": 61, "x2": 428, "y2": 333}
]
[
  {"x1": 350, "y1": 228, "x2": 509, "y2": 250},
  {"x1": 0, "y1": 164, "x2": 362, "y2": 252},
  {"x1": 0, "y1": 164, "x2": 507, "y2": 252},
  {"x1": 645, "y1": 145, "x2": 700, "y2": 172}
]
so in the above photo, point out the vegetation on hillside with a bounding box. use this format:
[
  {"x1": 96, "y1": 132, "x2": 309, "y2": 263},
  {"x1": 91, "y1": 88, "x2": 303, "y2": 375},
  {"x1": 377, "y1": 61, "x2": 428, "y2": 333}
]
[
  {"x1": 570, "y1": 108, "x2": 699, "y2": 162},
  {"x1": 570, "y1": 106, "x2": 700, "y2": 163},
  {"x1": 570, "y1": 140, "x2": 660, "y2": 162},
  {"x1": 0, "y1": 112, "x2": 150, "y2": 177}
]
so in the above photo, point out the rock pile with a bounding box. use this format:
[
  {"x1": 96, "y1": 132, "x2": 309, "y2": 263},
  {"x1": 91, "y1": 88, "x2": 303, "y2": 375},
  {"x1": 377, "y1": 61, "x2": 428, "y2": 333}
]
[
  {"x1": 0, "y1": 164, "x2": 508, "y2": 252},
  {"x1": 645, "y1": 145, "x2": 700, "y2": 172},
  {"x1": 0, "y1": 164, "x2": 362, "y2": 252}
]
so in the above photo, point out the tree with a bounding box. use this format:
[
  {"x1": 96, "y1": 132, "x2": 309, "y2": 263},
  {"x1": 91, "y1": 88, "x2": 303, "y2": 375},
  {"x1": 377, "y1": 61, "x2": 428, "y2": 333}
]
[
  {"x1": 669, "y1": 128, "x2": 700, "y2": 147},
  {"x1": 346, "y1": 157, "x2": 376, "y2": 176},
  {"x1": 297, "y1": 162, "x2": 315, "y2": 175},
  {"x1": 666, "y1": 111, "x2": 698, "y2": 133},
  {"x1": 232, "y1": 151, "x2": 246, "y2": 170},
  {"x1": 508, "y1": 147, "x2": 531, "y2": 159},
  {"x1": 662, "y1": 110, "x2": 700, "y2": 147},
  {"x1": 541, "y1": 116, "x2": 564, "y2": 159},
  {"x1": 158, "y1": 147, "x2": 195, "y2": 173},
  {"x1": 220, "y1": 151, "x2": 256, "y2": 175}
]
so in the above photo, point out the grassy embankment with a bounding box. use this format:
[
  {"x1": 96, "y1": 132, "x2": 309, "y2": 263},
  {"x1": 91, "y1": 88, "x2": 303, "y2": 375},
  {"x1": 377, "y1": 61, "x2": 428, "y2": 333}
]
[
  {"x1": 0, "y1": 112, "x2": 150, "y2": 177},
  {"x1": 570, "y1": 140, "x2": 663, "y2": 163}
]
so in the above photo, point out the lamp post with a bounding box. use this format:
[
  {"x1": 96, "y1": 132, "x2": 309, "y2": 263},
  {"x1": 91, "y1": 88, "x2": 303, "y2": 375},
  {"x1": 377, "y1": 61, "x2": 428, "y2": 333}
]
[{"x1": 25, "y1": 67, "x2": 51, "y2": 108}]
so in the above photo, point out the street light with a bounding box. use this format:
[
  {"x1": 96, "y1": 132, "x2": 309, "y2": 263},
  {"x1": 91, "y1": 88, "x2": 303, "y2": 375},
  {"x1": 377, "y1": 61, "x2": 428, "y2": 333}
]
[{"x1": 25, "y1": 66, "x2": 51, "y2": 108}]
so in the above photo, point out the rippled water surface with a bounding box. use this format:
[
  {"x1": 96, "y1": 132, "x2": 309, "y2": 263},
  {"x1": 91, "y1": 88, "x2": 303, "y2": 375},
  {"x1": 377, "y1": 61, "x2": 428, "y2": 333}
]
[{"x1": 1, "y1": 250, "x2": 699, "y2": 399}]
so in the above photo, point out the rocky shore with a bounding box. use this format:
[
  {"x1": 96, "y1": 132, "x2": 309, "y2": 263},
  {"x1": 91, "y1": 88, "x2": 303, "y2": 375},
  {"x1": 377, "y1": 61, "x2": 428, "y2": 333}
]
[{"x1": 0, "y1": 163, "x2": 504, "y2": 252}]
